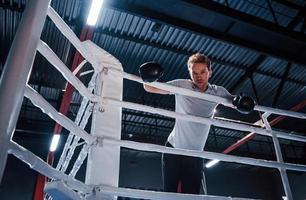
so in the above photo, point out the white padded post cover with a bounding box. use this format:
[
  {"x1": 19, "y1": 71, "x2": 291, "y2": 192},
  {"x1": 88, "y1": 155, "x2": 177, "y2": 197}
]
[{"x1": 83, "y1": 41, "x2": 122, "y2": 194}]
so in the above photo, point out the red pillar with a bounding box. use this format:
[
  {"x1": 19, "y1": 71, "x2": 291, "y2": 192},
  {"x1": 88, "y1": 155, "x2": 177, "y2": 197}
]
[{"x1": 33, "y1": 26, "x2": 94, "y2": 200}]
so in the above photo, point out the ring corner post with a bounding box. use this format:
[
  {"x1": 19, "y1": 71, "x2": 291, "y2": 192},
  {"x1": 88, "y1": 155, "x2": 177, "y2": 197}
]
[
  {"x1": 0, "y1": 0, "x2": 51, "y2": 183},
  {"x1": 85, "y1": 57, "x2": 123, "y2": 199}
]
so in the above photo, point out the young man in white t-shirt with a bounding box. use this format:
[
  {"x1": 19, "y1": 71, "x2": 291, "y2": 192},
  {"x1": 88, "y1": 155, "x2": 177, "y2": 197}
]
[{"x1": 144, "y1": 53, "x2": 232, "y2": 194}]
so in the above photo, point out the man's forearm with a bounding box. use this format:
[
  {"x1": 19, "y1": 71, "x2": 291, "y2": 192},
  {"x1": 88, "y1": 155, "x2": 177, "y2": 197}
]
[{"x1": 143, "y1": 84, "x2": 170, "y2": 95}]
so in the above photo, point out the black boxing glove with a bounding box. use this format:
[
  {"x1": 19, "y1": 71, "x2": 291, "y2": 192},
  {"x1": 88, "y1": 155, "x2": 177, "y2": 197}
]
[
  {"x1": 232, "y1": 94, "x2": 255, "y2": 114},
  {"x1": 139, "y1": 61, "x2": 164, "y2": 82}
]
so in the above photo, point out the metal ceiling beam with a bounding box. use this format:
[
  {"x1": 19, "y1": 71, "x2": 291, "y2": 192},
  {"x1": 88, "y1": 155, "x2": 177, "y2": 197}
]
[
  {"x1": 229, "y1": 55, "x2": 267, "y2": 93},
  {"x1": 266, "y1": 0, "x2": 279, "y2": 25},
  {"x1": 286, "y1": 5, "x2": 306, "y2": 30},
  {"x1": 272, "y1": 62, "x2": 292, "y2": 107},
  {"x1": 250, "y1": 76, "x2": 260, "y2": 103},
  {"x1": 227, "y1": 1, "x2": 305, "y2": 94},
  {"x1": 182, "y1": 0, "x2": 305, "y2": 40},
  {"x1": 104, "y1": 0, "x2": 306, "y2": 66},
  {"x1": 273, "y1": 0, "x2": 304, "y2": 11},
  {"x1": 287, "y1": 12, "x2": 304, "y2": 30}
]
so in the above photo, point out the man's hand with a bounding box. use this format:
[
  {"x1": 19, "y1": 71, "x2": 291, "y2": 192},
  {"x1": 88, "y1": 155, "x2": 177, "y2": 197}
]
[
  {"x1": 232, "y1": 94, "x2": 256, "y2": 114},
  {"x1": 139, "y1": 61, "x2": 164, "y2": 82},
  {"x1": 139, "y1": 62, "x2": 169, "y2": 94}
]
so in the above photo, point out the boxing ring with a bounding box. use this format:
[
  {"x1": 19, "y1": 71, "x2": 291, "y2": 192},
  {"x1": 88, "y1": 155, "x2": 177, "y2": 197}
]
[{"x1": 1, "y1": 1, "x2": 306, "y2": 199}]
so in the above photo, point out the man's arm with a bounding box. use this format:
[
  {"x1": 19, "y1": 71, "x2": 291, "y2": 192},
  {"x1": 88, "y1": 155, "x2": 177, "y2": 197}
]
[{"x1": 143, "y1": 84, "x2": 170, "y2": 95}]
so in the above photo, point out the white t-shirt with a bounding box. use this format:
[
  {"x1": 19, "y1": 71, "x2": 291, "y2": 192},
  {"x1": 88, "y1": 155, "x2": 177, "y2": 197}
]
[{"x1": 167, "y1": 79, "x2": 232, "y2": 151}]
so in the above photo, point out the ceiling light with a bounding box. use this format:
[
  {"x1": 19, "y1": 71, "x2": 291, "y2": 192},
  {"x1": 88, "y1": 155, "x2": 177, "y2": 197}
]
[
  {"x1": 86, "y1": 0, "x2": 104, "y2": 26},
  {"x1": 50, "y1": 134, "x2": 60, "y2": 152},
  {"x1": 205, "y1": 159, "x2": 220, "y2": 168}
]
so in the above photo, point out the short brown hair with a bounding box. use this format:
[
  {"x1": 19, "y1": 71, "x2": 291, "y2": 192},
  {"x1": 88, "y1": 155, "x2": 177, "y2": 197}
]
[{"x1": 187, "y1": 53, "x2": 211, "y2": 70}]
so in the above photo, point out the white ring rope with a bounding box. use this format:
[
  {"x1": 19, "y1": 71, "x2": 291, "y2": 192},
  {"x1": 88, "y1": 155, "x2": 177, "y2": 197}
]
[
  {"x1": 102, "y1": 137, "x2": 306, "y2": 172},
  {"x1": 120, "y1": 70, "x2": 306, "y2": 120},
  {"x1": 262, "y1": 113, "x2": 293, "y2": 199},
  {"x1": 62, "y1": 103, "x2": 93, "y2": 174},
  {"x1": 24, "y1": 85, "x2": 96, "y2": 144},
  {"x1": 56, "y1": 134, "x2": 75, "y2": 171},
  {"x1": 9, "y1": 139, "x2": 257, "y2": 200},
  {"x1": 104, "y1": 97, "x2": 306, "y2": 143},
  {"x1": 56, "y1": 73, "x2": 97, "y2": 171},
  {"x1": 69, "y1": 144, "x2": 90, "y2": 177},
  {"x1": 8, "y1": 140, "x2": 259, "y2": 200},
  {"x1": 47, "y1": 7, "x2": 122, "y2": 73},
  {"x1": 8, "y1": 140, "x2": 255, "y2": 200},
  {"x1": 47, "y1": 7, "x2": 88, "y2": 58},
  {"x1": 37, "y1": 40, "x2": 98, "y2": 103},
  {"x1": 96, "y1": 184, "x2": 253, "y2": 200},
  {"x1": 57, "y1": 99, "x2": 93, "y2": 172},
  {"x1": 8, "y1": 141, "x2": 91, "y2": 193},
  {"x1": 61, "y1": 135, "x2": 81, "y2": 173}
]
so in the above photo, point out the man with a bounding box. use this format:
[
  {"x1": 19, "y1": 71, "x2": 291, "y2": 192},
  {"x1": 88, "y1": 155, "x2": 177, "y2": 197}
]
[{"x1": 143, "y1": 53, "x2": 233, "y2": 194}]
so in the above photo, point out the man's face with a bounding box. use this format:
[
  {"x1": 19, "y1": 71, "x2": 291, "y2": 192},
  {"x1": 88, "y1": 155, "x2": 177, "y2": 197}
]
[{"x1": 189, "y1": 63, "x2": 211, "y2": 90}]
